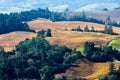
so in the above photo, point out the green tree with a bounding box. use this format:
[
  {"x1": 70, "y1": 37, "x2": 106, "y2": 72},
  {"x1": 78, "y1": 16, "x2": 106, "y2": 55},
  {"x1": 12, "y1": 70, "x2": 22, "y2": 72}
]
[
  {"x1": 81, "y1": 11, "x2": 86, "y2": 20},
  {"x1": 109, "y1": 63, "x2": 115, "y2": 73},
  {"x1": 40, "y1": 66, "x2": 54, "y2": 80},
  {"x1": 37, "y1": 29, "x2": 45, "y2": 37},
  {"x1": 108, "y1": 26, "x2": 113, "y2": 34},
  {"x1": 108, "y1": 75, "x2": 117, "y2": 80},
  {"x1": 91, "y1": 26, "x2": 95, "y2": 32},
  {"x1": 84, "y1": 42, "x2": 94, "y2": 59},
  {"x1": 84, "y1": 25, "x2": 89, "y2": 32},
  {"x1": 77, "y1": 25, "x2": 83, "y2": 32},
  {"x1": 104, "y1": 23, "x2": 108, "y2": 33},
  {"x1": 46, "y1": 29, "x2": 52, "y2": 37},
  {"x1": 106, "y1": 16, "x2": 111, "y2": 26},
  {"x1": 71, "y1": 28, "x2": 75, "y2": 31}
]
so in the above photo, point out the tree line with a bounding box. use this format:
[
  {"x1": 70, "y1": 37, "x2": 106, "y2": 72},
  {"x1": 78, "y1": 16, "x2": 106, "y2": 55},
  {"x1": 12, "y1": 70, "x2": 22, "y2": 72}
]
[
  {"x1": 71, "y1": 24, "x2": 118, "y2": 35},
  {"x1": 0, "y1": 13, "x2": 35, "y2": 34},
  {"x1": 37, "y1": 29, "x2": 52, "y2": 37},
  {"x1": 18, "y1": 8, "x2": 120, "y2": 27}
]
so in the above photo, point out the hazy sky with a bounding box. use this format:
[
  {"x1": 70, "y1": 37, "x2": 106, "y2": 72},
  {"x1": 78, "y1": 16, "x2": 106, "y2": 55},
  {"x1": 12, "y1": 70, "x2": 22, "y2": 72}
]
[{"x1": 0, "y1": 0, "x2": 120, "y2": 13}]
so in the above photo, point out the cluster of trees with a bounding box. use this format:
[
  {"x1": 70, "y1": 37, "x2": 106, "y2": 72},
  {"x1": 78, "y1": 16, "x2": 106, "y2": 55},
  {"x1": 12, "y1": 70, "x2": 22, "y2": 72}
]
[
  {"x1": 83, "y1": 42, "x2": 120, "y2": 62},
  {"x1": 71, "y1": 24, "x2": 117, "y2": 35},
  {"x1": 20, "y1": 8, "x2": 51, "y2": 21},
  {"x1": 37, "y1": 29, "x2": 52, "y2": 37},
  {"x1": 103, "y1": 24, "x2": 118, "y2": 35},
  {"x1": 0, "y1": 13, "x2": 34, "y2": 34},
  {"x1": 0, "y1": 31, "x2": 83, "y2": 80},
  {"x1": 71, "y1": 25, "x2": 83, "y2": 32},
  {"x1": 71, "y1": 25, "x2": 94, "y2": 32},
  {"x1": 18, "y1": 8, "x2": 66, "y2": 22},
  {"x1": 99, "y1": 63, "x2": 120, "y2": 80}
]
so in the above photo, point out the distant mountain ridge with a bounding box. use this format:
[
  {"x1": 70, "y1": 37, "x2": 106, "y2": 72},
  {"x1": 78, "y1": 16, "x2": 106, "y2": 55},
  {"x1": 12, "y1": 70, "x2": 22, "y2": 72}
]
[
  {"x1": 0, "y1": 0, "x2": 120, "y2": 13},
  {"x1": 69, "y1": 11, "x2": 120, "y2": 22}
]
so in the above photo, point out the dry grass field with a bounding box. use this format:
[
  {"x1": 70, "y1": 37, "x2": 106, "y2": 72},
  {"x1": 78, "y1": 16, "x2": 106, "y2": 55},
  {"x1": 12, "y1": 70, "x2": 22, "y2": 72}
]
[
  {"x1": 46, "y1": 31, "x2": 118, "y2": 48},
  {"x1": 0, "y1": 18, "x2": 120, "y2": 51},
  {"x1": 28, "y1": 18, "x2": 120, "y2": 35},
  {"x1": 0, "y1": 31, "x2": 36, "y2": 51},
  {"x1": 56, "y1": 59, "x2": 120, "y2": 80},
  {"x1": 28, "y1": 18, "x2": 120, "y2": 49}
]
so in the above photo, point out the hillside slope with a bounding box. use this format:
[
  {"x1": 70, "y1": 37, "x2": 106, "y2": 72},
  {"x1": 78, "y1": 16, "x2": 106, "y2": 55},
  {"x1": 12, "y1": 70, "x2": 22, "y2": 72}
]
[
  {"x1": 0, "y1": 19, "x2": 120, "y2": 79},
  {"x1": 56, "y1": 59, "x2": 120, "y2": 80},
  {"x1": 69, "y1": 11, "x2": 120, "y2": 22},
  {"x1": 0, "y1": 18, "x2": 120, "y2": 51},
  {"x1": 0, "y1": 31, "x2": 36, "y2": 51},
  {"x1": 28, "y1": 19, "x2": 120, "y2": 49}
]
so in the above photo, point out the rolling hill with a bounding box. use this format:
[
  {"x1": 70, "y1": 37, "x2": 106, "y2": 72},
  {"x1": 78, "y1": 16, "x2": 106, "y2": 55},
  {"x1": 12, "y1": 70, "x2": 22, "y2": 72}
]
[
  {"x1": 0, "y1": 18, "x2": 120, "y2": 79},
  {"x1": 0, "y1": 31, "x2": 36, "y2": 51},
  {"x1": 0, "y1": 18, "x2": 120, "y2": 51},
  {"x1": 28, "y1": 18, "x2": 120, "y2": 49}
]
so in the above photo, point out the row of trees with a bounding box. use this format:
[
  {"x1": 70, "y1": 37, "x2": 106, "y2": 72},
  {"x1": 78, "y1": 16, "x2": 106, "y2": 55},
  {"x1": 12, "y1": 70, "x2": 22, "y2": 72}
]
[
  {"x1": 71, "y1": 25, "x2": 94, "y2": 32},
  {"x1": 71, "y1": 24, "x2": 118, "y2": 35},
  {"x1": 0, "y1": 13, "x2": 34, "y2": 34},
  {"x1": 104, "y1": 24, "x2": 117, "y2": 35}
]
